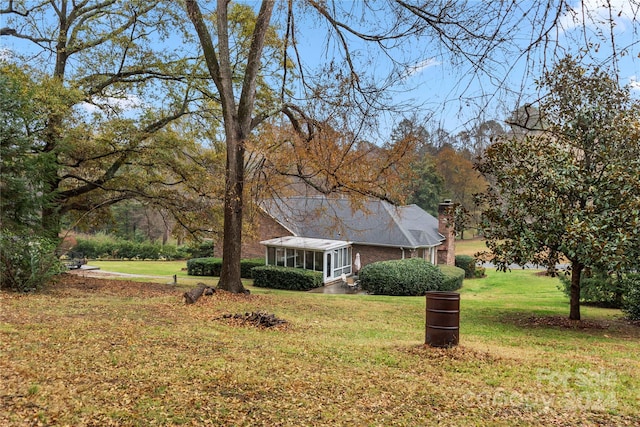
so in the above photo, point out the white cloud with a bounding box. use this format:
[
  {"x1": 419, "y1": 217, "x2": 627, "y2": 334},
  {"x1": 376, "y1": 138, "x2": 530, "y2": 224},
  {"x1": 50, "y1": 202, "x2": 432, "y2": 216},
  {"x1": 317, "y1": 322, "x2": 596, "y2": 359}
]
[
  {"x1": 405, "y1": 58, "x2": 441, "y2": 78},
  {"x1": 629, "y1": 76, "x2": 640, "y2": 92},
  {"x1": 560, "y1": 0, "x2": 637, "y2": 33}
]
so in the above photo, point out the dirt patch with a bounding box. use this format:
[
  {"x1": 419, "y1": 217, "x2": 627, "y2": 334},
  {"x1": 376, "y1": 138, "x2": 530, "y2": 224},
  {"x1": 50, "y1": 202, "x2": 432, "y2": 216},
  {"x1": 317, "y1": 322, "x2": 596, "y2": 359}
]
[
  {"x1": 214, "y1": 311, "x2": 289, "y2": 329},
  {"x1": 505, "y1": 313, "x2": 611, "y2": 330}
]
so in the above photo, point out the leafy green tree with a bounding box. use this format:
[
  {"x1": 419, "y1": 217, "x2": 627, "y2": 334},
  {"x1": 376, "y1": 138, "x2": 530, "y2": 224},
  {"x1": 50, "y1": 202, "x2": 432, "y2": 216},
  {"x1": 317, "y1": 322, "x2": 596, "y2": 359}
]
[
  {"x1": 389, "y1": 118, "x2": 443, "y2": 214},
  {"x1": 476, "y1": 57, "x2": 640, "y2": 320},
  {"x1": 0, "y1": 63, "x2": 53, "y2": 232},
  {"x1": 405, "y1": 156, "x2": 443, "y2": 216},
  {"x1": 0, "y1": 65, "x2": 65, "y2": 291},
  {"x1": 1, "y1": 1, "x2": 197, "y2": 238}
]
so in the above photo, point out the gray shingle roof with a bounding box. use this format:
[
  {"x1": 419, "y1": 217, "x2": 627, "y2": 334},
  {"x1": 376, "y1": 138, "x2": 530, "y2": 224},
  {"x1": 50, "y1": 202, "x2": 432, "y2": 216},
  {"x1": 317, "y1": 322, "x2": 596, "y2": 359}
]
[{"x1": 261, "y1": 196, "x2": 444, "y2": 248}]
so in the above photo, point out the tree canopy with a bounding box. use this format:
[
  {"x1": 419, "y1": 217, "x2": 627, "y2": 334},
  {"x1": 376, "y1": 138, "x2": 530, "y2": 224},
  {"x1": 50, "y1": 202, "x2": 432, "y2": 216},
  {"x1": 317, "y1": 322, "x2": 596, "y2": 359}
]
[{"x1": 476, "y1": 57, "x2": 640, "y2": 320}]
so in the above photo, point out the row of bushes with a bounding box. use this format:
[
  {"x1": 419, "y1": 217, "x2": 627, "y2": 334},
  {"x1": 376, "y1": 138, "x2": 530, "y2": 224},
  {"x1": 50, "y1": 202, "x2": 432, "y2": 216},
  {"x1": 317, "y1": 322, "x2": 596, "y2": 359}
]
[
  {"x1": 359, "y1": 258, "x2": 464, "y2": 296},
  {"x1": 187, "y1": 257, "x2": 264, "y2": 279},
  {"x1": 623, "y1": 283, "x2": 640, "y2": 321},
  {"x1": 186, "y1": 256, "x2": 464, "y2": 295},
  {"x1": 72, "y1": 236, "x2": 214, "y2": 260},
  {"x1": 187, "y1": 260, "x2": 322, "y2": 290}
]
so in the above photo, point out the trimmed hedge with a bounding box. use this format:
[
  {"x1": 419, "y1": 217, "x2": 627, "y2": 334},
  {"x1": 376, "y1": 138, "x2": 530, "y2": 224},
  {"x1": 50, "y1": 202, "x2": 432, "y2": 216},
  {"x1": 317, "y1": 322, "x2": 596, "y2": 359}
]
[
  {"x1": 455, "y1": 255, "x2": 476, "y2": 279},
  {"x1": 252, "y1": 266, "x2": 323, "y2": 291},
  {"x1": 359, "y1": 258, "x2": 445, "y2": 296},
  {"x1": 187, "y1": 257, "x2": 264, "y2": 279},
  {"x1": 187, "y1": 257, "x2": 222, "y2": 276},
  {"x1": 73, "y1": 236, "x2": 190, "y2": 260},
  {"x1": 241, "y1": 259, "x2": 266, "y2": 278},
  {"x1": 438, "y1": 265, "x2": 466, "y2": 291}
]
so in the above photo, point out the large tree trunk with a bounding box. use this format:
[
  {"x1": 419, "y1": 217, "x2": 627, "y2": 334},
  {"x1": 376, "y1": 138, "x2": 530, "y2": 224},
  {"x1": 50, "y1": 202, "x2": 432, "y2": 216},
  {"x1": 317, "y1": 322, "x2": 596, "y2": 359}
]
[
  {"x1": 569, "y1": 262, "x2": 583, "y2": 320},
  {"x1": 185, "y1": 0, "x2": 274, "y2": 293},
  {"x1": 217, "y1": 131, "x2": 246, "y2": 293}
]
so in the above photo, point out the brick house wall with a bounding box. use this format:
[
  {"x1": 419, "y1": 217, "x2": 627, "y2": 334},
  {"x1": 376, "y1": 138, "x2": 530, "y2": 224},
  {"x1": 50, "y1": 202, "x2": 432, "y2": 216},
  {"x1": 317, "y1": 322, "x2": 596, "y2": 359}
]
[
  {"x1": 351, "y1": 244, "x2": 435, "y2": 273},
  {"x1": 351, "y1": 244, "x2": 403, "y2": 272}
]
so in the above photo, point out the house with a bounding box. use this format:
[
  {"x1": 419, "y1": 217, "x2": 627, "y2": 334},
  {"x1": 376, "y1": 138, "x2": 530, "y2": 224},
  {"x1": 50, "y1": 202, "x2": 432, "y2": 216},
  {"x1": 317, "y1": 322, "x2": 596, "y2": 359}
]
[{"x1": 252, "y1": 196, "x2": 455, "y2": 284}]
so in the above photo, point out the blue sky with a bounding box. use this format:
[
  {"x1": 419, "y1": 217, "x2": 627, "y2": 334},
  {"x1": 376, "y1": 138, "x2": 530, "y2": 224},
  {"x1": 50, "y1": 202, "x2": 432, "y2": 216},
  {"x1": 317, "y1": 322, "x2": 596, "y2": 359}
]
[
  {"x1": 289, "y1": 0, "x2": 640, "y2": 137},
  {"x1": 2, "y1": 0, "x2": 638, "y2": 141}
]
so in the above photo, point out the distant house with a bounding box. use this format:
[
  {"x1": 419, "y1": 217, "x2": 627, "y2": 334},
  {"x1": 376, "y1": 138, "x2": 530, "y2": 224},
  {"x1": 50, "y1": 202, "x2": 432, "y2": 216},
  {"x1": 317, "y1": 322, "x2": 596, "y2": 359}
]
[{"x1": 246, "y1": 196, "x2": 455, "y2": 284}]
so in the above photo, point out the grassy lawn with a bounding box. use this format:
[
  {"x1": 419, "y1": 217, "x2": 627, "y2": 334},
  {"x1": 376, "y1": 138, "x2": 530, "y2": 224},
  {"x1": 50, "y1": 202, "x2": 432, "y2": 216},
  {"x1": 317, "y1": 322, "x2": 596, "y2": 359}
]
[
  {"x1": 89, "y1": 260, "x2": 189, "y2": 277},
  {"x1": 1, "y1": 267, "x2": 638, "y2": 426},
  {"x1": 456, "y1": 237, "x2": 488, "y2": 257}
]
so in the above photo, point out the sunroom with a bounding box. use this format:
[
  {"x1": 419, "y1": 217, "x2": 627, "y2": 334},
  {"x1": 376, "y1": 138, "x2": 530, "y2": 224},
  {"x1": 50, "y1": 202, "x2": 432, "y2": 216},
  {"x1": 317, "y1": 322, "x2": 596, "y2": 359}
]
[{"x1": 260, "y1": 236, "x2": 352, "y2": 284}]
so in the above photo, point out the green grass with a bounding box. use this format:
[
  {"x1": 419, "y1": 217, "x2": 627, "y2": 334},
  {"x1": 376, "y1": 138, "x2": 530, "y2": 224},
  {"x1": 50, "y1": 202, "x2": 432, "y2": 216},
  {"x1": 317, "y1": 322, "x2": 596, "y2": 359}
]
[
  {"x1": 89, "y1": 260, "x2": 188, "y2": 277},
  {"x1": 1, "y1": 267, "x2": 638, "y2": 426},
  {"x1": 455, "y1": 237, "x2": 488, "y2": 257}
]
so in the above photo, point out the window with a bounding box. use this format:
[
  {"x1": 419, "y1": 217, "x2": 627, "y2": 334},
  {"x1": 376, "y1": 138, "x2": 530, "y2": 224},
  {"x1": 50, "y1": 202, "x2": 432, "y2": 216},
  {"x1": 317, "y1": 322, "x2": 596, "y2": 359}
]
[
  {"x1": 267, "y1": 247, "x2": 275, "y2": 265},
  {"x1": 305, "y1": 251, "x2": 314, "y2": 270},
  {"x1": 314, "y1": 251, "x2": 323, "y2": 272},
  {"x1": 286, "y1": 249, "x2": 296, "y2": 267},
  {"x1": 332, "y1": 247, "x2": 352, "y2": 277}
]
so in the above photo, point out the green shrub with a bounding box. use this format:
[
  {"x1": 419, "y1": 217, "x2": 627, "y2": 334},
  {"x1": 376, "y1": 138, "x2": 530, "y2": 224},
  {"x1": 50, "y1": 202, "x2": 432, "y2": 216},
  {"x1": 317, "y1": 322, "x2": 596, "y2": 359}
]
[
  {"x1": 455, "y1": 255, "x2": 476, "y2": 279},
  {"x1": 74, "y1": 235, "x2": 114, "y2": 259},
  {"x1": 0, "y1": 230, "x2": 65, "y2": 292},
  {"x1": 474, "y1": 266, "x2": 486, "y2": 278},
  {"x1": 241, "y1": 258, "x2": 265, "y2": 279},
  {"x1": 73, "y1": 235, "x2": 189, "y2": 260},
  {"x1": 252, "y1": 266, "x2": 323, "y2": 291},
  {"x1": 438, "y1": 265, "x2": 465, "y2": 291},
  {"x1": 558, "y1": 268, "x2": 629, "y2": 308},
  {"x1": 186, "y1": 241, "x2": 214, "y2": 258},
  {"x1": 359, "y1": 258, "x2": 445, "y2": 296},
  {"x1": 622, "y1": 274, "x2": 640, "y2": 321},
  {"x1": 187, "y1": 257, "x2": 264, "y2": 279},
  {"x1": 187, "y1": 257, "x2": 222, "y2": 277}
]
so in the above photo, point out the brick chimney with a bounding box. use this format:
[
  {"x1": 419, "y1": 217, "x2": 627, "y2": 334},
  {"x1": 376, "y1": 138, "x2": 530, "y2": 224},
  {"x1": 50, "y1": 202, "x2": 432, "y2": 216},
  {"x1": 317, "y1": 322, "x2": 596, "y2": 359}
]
[{"x1": 437, "y1": 199, "x2": 456, "y2": 266}]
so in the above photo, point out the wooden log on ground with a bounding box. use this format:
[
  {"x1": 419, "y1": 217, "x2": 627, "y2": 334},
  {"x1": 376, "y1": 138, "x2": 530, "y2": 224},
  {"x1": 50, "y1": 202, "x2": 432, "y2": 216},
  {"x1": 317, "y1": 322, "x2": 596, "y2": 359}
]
[{"x1": 183, "y1": 283, "x2": 214, "y2": 304}]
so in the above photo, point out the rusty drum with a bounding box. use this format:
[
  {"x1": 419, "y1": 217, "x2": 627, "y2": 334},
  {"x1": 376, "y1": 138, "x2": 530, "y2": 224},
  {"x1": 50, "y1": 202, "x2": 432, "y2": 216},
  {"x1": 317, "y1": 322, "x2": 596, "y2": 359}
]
[{"x1": 425, "y1": 291, "x2": 460, "y2": 347}]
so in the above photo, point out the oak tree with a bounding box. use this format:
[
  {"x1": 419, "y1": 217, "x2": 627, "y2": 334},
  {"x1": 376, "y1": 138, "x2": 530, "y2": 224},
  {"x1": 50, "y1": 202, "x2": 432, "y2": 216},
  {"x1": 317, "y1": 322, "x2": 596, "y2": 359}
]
[{"x1": 1, "y1": 1, "x2": 200, "y2": 239}]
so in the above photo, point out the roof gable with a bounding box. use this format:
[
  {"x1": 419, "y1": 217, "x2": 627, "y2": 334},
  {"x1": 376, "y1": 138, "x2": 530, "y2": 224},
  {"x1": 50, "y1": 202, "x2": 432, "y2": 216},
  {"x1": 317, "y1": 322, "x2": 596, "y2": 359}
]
[{"x1": 261, "y1": 196, "x2": 444, "y2": 248}]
